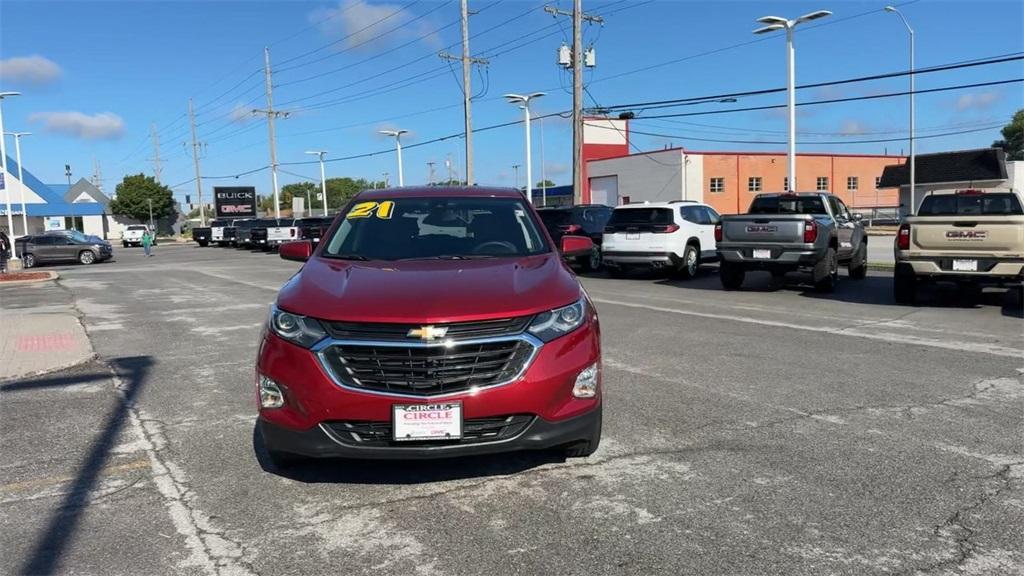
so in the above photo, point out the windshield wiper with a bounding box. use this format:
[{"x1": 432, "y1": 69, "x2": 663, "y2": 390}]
[
  {"x1": 325, "y1": 253, "x2": 370, "y2": 261},
  {"x1": 399, "y1": 254, "x2": 498, "y2": 261}
]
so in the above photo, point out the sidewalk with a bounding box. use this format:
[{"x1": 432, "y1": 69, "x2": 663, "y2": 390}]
[{"x1": 0, "y1": 284, "x2": 94, "y2": 381}]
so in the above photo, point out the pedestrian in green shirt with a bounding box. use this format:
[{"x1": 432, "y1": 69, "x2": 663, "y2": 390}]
[{"x1": 142, "y1": 229, "x2": 154, "y2": 257}]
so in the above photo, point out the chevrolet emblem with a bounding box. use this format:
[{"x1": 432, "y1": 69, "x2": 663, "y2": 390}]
[{"x1": 407, "y1": 325, "x2": 448, "y2": 341}]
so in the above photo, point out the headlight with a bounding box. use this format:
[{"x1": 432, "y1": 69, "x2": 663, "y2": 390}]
[
  {"x1": 527, "y1": 298, "x2": 587, "y2": 342},
  {"x1": 268, "y1": 304, "x2": 327, "y2": 348}
]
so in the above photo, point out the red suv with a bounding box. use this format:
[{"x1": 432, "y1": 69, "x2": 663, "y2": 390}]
[{"x1": 256, "y1": 187, "x2": 602, "y2": 466}]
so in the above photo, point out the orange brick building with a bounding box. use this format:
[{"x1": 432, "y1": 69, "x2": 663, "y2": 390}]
[{"x1": 586, "y1": 148, "x2": 906, "y2": 215}]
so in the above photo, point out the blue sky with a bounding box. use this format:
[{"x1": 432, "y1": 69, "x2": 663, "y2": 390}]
[{"x1": 1, "y1": 0, "x2": 1022, "y2": 205}]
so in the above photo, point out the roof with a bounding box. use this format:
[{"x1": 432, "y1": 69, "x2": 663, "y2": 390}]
[
  {"x1": 64, "y1": 178, "x2": 111, "y2": 205},
  {"x1": 2, "y1": 155, "x2": 104, "y2": 217},
  {"x1": 357, "y1": 186, "x2": 525, "y2": 200},
  {"x1": 590, "y1": 147, "x2": 906, "y2": 164},
  {"x1": 878, "y1": 148, "x2": 1007, "y2": 188},
  {"x1": 616, "y1": 200, "x2": 709, "y2": 208}
]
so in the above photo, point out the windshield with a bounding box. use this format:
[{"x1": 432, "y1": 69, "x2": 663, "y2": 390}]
[
  {"x1": 918, "y1": 193, "x2": 1023, "y2": 216},
  {"x1": 749, "y1": 195, "x2": 827, "y2": 215},
  {"x1": 235, "y1": 220, "x2": 256, "y2": 229},
  {"x1": 323, "y1": 197, "x2": 549, "y2": 261},
  {"x1": 127, "y1": 225, "x2": 148, "y2": 231},
  {"x1": 255, "y1": 219, "x2": 281, "y2": 227},
  {"x1": 209, "y1": 220, "x2": 228, "y2": 227},
  {"x1": 64, "y1": 230, "x2": 90, "y2": 243}
]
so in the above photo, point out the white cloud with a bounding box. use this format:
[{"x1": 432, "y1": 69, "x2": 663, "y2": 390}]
[
  {"x1": 311, "y1": 0, "x2": 441, "y2": 52},
  {"x1": 955, "y1": 92, "x2": 1001, "y2": 112},
  {"x1": 0, "y1": 55, "x2": 62, "y2": 85},
  {"x1": 29, "y1": 111, "x2": 125, "y2": 140},
  {"x1": 229, "y1": 104, "x2": 252, "y2": 123},
  {"x1": 545, "y1": 162, "x2": 569, "y2": 176},
  {"x1": 839, "y1": 120, "x2": 869, "y2": 136}
]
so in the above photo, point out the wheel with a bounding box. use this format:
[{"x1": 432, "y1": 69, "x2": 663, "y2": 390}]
[
  {"x1": 814, "y1": 247, "x2": 839, "y2": 293},
  {"x1": 674, "y1": 244, "x2": 700, "y2": 280},
  {"x1": 122, "y1": 241, "x2": 128, "y2": 248},
  {"x1": 848, "y1": 243, "x2": 868, "y2": 280},
  {"x1": 719, "y1": 262, "x2": 745, "y2": 290},
  {"x1": 578, "y1": 247, "x2": 601, "y2": 272},
  {"x1": 564, "y1": 409, "x2": 602, "y2": 458},
  {"x1": 22, "y1": 253, "x2": 36, "y2": 268},
  {"x1": 79, "y1": 250, "x2": 96, "y2": 265},
  {"x1": 893, "y1": 265, "x2": 917, "y2": 304},
  {"x1": 607, "y1": 266, "x2": 627, "y2": 279}
]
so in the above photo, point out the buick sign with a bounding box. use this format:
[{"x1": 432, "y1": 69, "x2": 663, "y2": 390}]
[{"x1": 214, "y1": 186, "x2": 257, "y2": 218}]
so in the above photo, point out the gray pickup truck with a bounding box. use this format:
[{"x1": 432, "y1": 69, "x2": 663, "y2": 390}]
[{"x1": 715, "y1": 192, "x2": 868, "y2": 292}]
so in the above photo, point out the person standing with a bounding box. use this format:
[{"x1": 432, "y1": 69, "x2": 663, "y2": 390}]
[
  {"x1": 0, "y1": 231, "x2": 9, "y2": 273},
  {"x1": 142, "y1": 228, "x2": 154, "y2": 257}
]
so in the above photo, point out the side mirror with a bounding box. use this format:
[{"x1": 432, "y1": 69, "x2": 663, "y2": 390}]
[
  {"x1": 279, "y1": 240, "x2": 313, "y2": 262},
  {"x1": 852, "y1": 213, "x2": 864, "y2": 222},
  {"x1": 560, "y1": 235, "x2": 594, "y2": 257}
]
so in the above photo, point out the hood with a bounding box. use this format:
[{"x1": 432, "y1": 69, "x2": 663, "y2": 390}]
[{"x1": 277, "y1": 253, "x2": 581, "y2": 324}]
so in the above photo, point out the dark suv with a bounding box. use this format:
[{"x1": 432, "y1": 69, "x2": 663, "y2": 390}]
[
  {"x1": 537, "y1": 205, "x2": 613, "y2": 271},
  {"x1": 17, "y1": 233, "x2": 113, "y2": 267}
]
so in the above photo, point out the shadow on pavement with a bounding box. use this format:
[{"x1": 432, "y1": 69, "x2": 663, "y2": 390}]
[
  {"x1": 251, "y1": 424, "x2": 564, "y2": 484},
  {"x1": 13, "y1": 356, "x2": 154, "y2": 576}
]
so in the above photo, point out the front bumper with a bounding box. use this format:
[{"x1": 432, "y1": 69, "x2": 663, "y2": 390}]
[
  {"x1": 259, "y1": 405, "x2": 600, "y2": 460},
  {"x1": 257, "y1": 318, "x2": 602, "y2": 459}
]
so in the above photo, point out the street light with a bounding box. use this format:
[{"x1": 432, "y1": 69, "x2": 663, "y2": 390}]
[
  {"x1": 4, "y1": 131, "x2": 31, "y2": 237},
  {"x1": 512, "y1": 164, "x2": 521, "y2": 190},
  {"x1": 0, "y1": 91, "x2": 21, "y2": 263},
  {"x1": 378, "y1": 129, "x2": 408, "y2": 187},
  {"x1": 753, "y1": 10, "x2": 831, "y2": 192},
  {"x1": 886, "y1": 5, "x2": 915, "y2": 216},
  {"x1": 305, "y1": 150, "x2": 328, "y2": 216},
  {"x1": 504, "y1": 92, "x2": 545, "y2": 204}
]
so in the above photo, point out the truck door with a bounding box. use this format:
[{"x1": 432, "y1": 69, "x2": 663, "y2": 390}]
[{"x1": 829, "y1": 196, "x2": 855, "y2": 259}]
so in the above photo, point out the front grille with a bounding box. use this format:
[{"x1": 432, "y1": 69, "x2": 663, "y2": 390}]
[
  {"x1": 323, "y1": 414, "x2": 534, "y2": 447},
  {"x1": 324, "y1": 316, "x2": 531, "y2": 341},
  {"x1": 320, "y1": 339, "x2": 534, "y2": 396}
]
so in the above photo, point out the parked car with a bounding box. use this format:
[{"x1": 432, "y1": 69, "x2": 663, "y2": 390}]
[
  {"x1": 233, "y1": 218, "x2": 259, "y2": 248},
  {"x1": 256, "y1": 187, "x2": 601, "y2": 466},
  {"x1": 192, "y1": 225, "x2": 211, "y2": 247},
  {"x1": 252, "y1": 218, "x2": 298, "y2": 251},
  {"x1": 122, "y1": 225, "x2": 154, "y2": 247},
  {"x1": 893, "y1": 190, "x2": 1024, "y2": 304},
  {"x1": 210, "y1": 219, "x2": 232, "y2": 247},
  {"x1": 296, "y1": 216, "x2": 335, "y2": 244},
  {"x1": 602, "y1": 201, "x2": 720, "y2": 279},
  {"x1": 16, "y1": 233, "x2": 113, "y2": 267},
  {"x1": 537, "y1": 205, "x2": 613, "y2": 271},
  {"x1": 715, "y1": 192, "x2": 867, "y2": 292},
  {"x1": 220, "y1": 220, "x2": 241, "y2": 247}
]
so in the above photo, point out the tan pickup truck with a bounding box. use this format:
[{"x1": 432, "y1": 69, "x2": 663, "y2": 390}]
[{"x1": 894, "y1": 190, "x2": 1024, "y2": 304}]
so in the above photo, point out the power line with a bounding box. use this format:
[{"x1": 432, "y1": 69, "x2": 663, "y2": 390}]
[{"x1": 616, "y1": 122, "x2": 1006, "y2": 146}]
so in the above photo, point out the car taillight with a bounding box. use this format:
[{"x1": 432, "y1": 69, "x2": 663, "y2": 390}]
[
  {"x1": 290, "y1": 228, "x2": 296, "y2": 237},
  {"x1": 714, "y1": 223, "x2": 723, "y2": 242},
  {"x1": 803, "y1": 220, "x2": 818, "y2": 243},
  {"x1": 897, "y1": 222, "x2": 911, "y2": 250},
  {"x1": 653, "y1": 224, "x2": 680, "y2": 234}
]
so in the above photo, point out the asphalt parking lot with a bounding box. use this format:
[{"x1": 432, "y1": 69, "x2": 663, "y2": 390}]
[{"x1": 2, "y1": 243, "x2": 1022, "y2": 576}]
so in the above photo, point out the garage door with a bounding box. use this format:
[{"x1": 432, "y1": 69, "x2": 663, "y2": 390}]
[{"x1": 590, "y1": 176, "x2": 618, "y2": 206}]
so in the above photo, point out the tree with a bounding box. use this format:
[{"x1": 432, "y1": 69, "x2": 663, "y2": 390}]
[
  {"x1": 992, "y1": 109, "x2": 1024, "y2": 161},
  {"x1": 109, "y1": 174, "x2": 175, "y2": 222},
  {"x1": 536, "y1": 180, "x2": 556, "y2": 188}
]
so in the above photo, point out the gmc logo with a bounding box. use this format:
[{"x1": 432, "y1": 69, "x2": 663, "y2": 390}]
[
  {"x1": 945, "y1": 230, "x2": 987, "y2": 240},
  {"x1": 746, "y1": 225, "x2": 777, "y2": 233}
]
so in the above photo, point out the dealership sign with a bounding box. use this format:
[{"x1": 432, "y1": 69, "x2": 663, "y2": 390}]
[{"x1": 213, "y1": 186, "x2": 257, "y2": 218}]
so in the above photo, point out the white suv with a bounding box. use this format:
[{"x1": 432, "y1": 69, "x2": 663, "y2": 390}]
[
  {"x1": 122, "y1": 225, "x2": 154, "y2": 248},
  {"x1": 602, "y1": 201, "x2": 721, "y2": 279}
]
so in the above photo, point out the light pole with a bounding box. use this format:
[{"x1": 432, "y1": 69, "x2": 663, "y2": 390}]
[
  {"x1": 753, "y1": 10, "x2": 831, "y2": 193},
  {"x1": 539, "y1": 116, "x2": 547, "y2": 206},
  {"x1": 0, "y1": 91, "x2": 21, "y2": 262},
  {"x1": 504, "y1": 92, "x2": 545, "y2": 204},
  {"x1": 512, "y1": 164, "x2": 521, "y2": 191},
  {"x1": 379, "y1": 129, "x2": 407, "y2": 187},
  {"x1": 305, "y1": 150, "x2": 328, "y2": 216},
  {"x1": 4, "y1": 131, "x2": 30, "y2": 237},
  {"x1": 886, "y1": 5, "x2": 915, "y2": 216},
  {"x1": 65, "y1": 164, "x2": 76, "y2": 230}
]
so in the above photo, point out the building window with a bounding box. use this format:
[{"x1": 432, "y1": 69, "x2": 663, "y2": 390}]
[
  {"x1": 847, "y1": 176, "x2": 858, "y2": 191},
  {"x1": 709, "y1": 177, "x2": 724, "y2": 193},
  {"x1": 748, "y1": 177, "x2": 762, "y2": 192},
  {"x1": 875, "y1": 176, "x2": 882, "y2": 188},
  {"x1": 816, "y1": 177, "x2": 829, "y2": 191},
  {"x1": 783, "y1": 177, "x2": 789, "y2": 191}
]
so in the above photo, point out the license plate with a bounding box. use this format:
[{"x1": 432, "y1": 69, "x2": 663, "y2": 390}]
[
  {"x1": 393, "y1": 402, "x2": 462, "y2": 442},
  {"x1": 626, "y1": 233, "x2": 640, "y2": 240},
  {"x1": 952, "y1": 259, "x2": 978, "y2": 272},
  {"x1": 753, "y1": 249, "x2": 771, "y2": 259}
]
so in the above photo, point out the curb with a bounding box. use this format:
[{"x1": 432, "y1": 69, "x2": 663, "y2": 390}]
[{"x1": 0, "y1": 270, "x2": 60, "y2": 286}]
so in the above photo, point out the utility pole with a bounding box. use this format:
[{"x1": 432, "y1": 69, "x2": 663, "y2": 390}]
[
  {"x1": 253, "y1": 47, "x2": 289, "y2": 219},
  {"x1": 545, "y1": 3, "x2": 602, "y2": 204},
  {"x1": 439, "y1": 0, "x2": 489, "y2": 185},
  {"x1": 149, "y1": 122, "x2": 163, "y2": 183},
  {"x1": 427, "y1": 161, "x2": 436, "y2": 185},
  {"x1": 446, "y1": 154, "x2": 454, "y2": 184},
  {"x1": 188, "y1": 97, "x2": 206, "y2": 226},
  {"x1": 91, "y1": 158, "x2": 104, "y2": 192},
  {"x1": 147, "y1": 198, "x2": 154, "y2": 229},
  {"x1": 512, "y1": 164, "x2": 520, "y2": 190}
]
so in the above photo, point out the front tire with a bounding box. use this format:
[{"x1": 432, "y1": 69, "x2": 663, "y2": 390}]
[
  {"x1": 578, "y1": 247, "x2": 601, "y2": 273},
  {"x1": 79, "y1": 250, "x2": 96, "y2": 265},
  {"x1": 719, "y1": 262, "x2": 745, "y2": 290},
  {"x1": 814, "y1": 247, "x2": 839, "y2": 293},
  {"x1": 849, "y1": 243, "x2": 868, "y2": 280},
  {"x1": 122, "y1": 241, "x2": 128, "y2": 248},
  {"x1": 894, "y1": 265, "x2": 917, "y2": 304},
  {"x1": 674, "y1": 244, "x2": 700, "y2": 280}
]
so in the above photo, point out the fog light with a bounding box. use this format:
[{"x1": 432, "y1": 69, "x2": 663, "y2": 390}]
[
  {"x1": 259, "y1": 375, "x2": 285, "y2": 409},
  {"x1": 572, "y1": 363, "x2": 599, "y2": 398}
]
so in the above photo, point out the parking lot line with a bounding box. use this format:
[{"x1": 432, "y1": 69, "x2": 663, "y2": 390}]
[{"x1": 590, "y1": 296, "x2": 1023, "y2": 358}]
